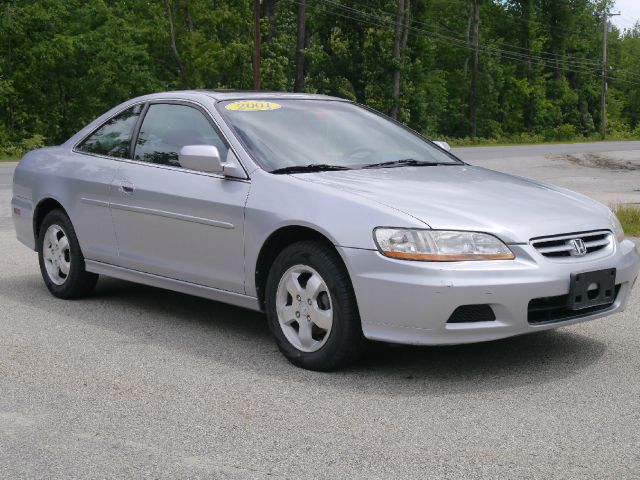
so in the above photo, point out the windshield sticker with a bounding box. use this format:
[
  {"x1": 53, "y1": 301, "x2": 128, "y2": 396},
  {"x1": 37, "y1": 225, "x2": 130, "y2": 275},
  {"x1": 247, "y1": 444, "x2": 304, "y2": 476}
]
[{"x1": 225, "y1": 101, "x2": 282, "y2": 112}]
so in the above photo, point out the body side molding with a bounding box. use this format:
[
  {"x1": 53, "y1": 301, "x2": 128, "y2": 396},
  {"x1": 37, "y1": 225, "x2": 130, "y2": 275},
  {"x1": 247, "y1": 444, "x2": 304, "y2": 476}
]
[{"x1": 109, "y1": 202, "x2": 235, "y2": 229}]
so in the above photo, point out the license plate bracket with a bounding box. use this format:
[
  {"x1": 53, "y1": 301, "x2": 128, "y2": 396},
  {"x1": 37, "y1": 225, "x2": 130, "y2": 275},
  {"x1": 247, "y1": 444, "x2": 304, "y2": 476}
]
[{"x1": 567, "y1": 268, "x2": 616, "y2": 311}]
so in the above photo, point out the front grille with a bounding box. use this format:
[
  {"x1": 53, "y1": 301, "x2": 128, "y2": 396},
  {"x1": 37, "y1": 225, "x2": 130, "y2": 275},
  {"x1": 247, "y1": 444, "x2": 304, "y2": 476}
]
[
  {"x1": 528, "y1": 284, "x2": 620, "y2": 324},
  {"x1": 531, "y1": 231, "x2": 612, "y2": 259},
  {"x1": 447, "y1": 304, "x2": 496, "y2": 323}
]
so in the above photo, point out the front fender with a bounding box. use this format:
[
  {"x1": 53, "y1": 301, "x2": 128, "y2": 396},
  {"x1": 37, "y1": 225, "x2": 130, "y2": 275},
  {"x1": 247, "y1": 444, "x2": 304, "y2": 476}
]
[{"x1": 243, "y1": 170, "x2": 425, "y2": 297}]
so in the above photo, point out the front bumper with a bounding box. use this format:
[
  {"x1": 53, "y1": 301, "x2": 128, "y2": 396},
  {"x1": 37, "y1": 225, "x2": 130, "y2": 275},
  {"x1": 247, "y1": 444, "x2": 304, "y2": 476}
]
[
  {"x1": 338, "y1": 239, "x2": 639, "y2": 345},
  {"x1": 12, "y1": 194, "x2": 36, "y2": 251}
]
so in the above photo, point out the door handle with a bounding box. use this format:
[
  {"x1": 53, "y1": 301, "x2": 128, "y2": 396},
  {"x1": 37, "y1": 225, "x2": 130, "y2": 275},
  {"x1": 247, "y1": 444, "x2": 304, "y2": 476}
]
[{"x1": 119, "y1": 182, "x2": 135, "y2": 194}]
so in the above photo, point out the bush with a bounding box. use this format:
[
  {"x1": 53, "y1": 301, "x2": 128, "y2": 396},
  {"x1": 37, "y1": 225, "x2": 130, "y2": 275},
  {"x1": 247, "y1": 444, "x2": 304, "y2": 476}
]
[
  {"x1": 547, "y1": 124, "x2": 577, "y2": 141},
  {"x1": 0, "y1": 143, "x2": 24, "y2": 160},
  {"x1": 22, "y1": 134, "x2": 45, "y2": 151},
  {"x1": 0, "y1": 134, "x2": 46, "y2": 160},
  {"x1": 607, "y1": 120, "x2": 632, "y2": 139}
]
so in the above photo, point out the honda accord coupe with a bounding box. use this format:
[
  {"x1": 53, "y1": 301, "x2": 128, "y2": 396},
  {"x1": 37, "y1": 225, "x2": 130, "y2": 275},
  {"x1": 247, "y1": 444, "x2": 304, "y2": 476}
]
[{"x1": 11, "y1": 91, "x2": 640, "y2": 370}]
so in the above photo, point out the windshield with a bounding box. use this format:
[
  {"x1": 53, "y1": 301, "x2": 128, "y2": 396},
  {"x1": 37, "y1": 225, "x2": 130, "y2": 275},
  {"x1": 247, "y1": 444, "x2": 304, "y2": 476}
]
[{"x1": 217, "y1": 99, "x2": 461, "y2": 171}]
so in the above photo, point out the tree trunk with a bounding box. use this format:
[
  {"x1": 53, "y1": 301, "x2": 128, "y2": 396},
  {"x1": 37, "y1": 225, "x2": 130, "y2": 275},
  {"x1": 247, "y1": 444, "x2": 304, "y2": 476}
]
[
  {"x1": 183, "y1": 3, "x2": 194, "y2": 32},
  {"x1": 390, "y1": 0, "x2": 410, "y2": 120},
  {"x1": 520, "y1": 0, "x2": 535, "y2": 132},
  {"x1": 353, "y1": 31, "x2": 367, "y2": 104},
  {"x1": 263, "y1": 0, "x2": 277, "y2": 43},
  {"x1": 401, "y1": 3, "x2": 410, "y2": 56},
  {"x1": 6, "y1": 2, "x2": 14, "y2": 133},
  {"x1": 463, "y1": 2, "x2": 472, "y2": 78},
  {"x1": 164, "y1": 0, "x2": 189, "y2": 88},
  {"x1": 253, "y1": 0, "x2": 261, "y2": 90},
  {"x1": 294, "y1": 0, "x2": 306, "y2": 92},
  {"x1": 469, "y1": 0, "x2": 480, "y2": 137},
  {"x1": 522, "y1": 0, "x2": 533, "y2": 72}
]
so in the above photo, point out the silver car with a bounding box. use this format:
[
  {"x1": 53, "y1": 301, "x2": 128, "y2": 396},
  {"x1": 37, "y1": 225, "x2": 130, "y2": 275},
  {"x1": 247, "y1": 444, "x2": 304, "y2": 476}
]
[{"x1": 11, "y1": 91, "x2": 640, "y2": 370}]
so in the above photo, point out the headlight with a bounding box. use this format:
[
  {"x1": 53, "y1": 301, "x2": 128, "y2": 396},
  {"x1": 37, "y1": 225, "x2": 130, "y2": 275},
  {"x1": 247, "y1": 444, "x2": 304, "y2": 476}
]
[
  {"x1": 609, "y1": 211, "x2": 625, "y2": 242},
  {"x1": 373, "y1": 228, "x2": 514, "y2": 261}
]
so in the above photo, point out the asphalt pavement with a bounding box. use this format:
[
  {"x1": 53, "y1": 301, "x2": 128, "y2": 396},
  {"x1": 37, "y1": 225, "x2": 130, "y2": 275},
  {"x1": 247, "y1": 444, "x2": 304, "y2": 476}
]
[
  {"x1": 454, "y1": 140, "x2": 640, "y2": 161},
  {"x1": 454, "y1": 141, "x2": 640, "y2": 205},
  {"x1": 0, "y1": 163, "x2": 14, "y2": 229},
  {"x1": 1, "y1": 144, "x2": 639, "y2": 479}
]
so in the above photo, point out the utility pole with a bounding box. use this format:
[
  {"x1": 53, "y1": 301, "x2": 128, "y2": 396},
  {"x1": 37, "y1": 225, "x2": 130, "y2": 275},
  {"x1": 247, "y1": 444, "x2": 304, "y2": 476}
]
[
  {"x1": 253, "y1": 0, "x2": 261, "y2": 91},
  {"x1": 470, "y1": 0, "x2": 480, "y2": 138},
  {"x1": 601, "y1": 10, "x2": 620, "y2": 140}
]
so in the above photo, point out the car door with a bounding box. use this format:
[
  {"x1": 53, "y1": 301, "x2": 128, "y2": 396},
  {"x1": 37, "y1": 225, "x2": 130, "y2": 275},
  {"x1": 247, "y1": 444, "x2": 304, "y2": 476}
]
[
  {"x1": 72, "y1": 103, "x2": 144, "y2": 263},
  {"x1": 109, "y1": 101, "x2": 250, "y2": 294}
]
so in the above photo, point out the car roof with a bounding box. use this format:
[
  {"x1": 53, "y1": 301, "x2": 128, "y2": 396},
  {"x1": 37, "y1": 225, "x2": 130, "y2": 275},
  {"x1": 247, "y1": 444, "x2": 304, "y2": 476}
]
[{"x1": 140, "y1": 90, "x2": 348, "y2": 103}]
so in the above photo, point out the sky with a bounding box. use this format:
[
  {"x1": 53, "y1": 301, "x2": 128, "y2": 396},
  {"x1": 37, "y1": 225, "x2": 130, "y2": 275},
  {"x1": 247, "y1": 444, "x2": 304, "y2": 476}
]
[{"x1": 612, "y1": 0, "x2": 640, "y2": 30}]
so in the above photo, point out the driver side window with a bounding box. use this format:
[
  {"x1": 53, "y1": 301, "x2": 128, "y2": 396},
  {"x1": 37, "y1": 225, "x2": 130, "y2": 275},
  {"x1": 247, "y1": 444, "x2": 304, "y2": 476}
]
[{"x1": 134, "y1": 104, "x2": 228, "y2": 167}]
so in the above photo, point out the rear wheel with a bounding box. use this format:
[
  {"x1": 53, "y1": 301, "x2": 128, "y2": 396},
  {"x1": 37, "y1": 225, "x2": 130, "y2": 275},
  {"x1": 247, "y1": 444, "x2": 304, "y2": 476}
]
[
  {"x1": 265, "y1": 240, "x2": 366, "y2": 371},
  {"x1": 37, "y1": 210, "x2": 98, "y2": 299}
]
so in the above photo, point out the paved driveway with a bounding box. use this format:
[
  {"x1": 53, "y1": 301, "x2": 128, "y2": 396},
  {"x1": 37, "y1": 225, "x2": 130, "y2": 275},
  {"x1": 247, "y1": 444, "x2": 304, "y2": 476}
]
[{"x1": 1, "y1": 146, "x2": 639, "y2": 479}]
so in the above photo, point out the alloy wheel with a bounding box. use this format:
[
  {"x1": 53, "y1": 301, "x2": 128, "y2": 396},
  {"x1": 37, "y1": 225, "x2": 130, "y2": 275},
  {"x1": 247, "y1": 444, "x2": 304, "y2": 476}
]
[
  {"x1": 42, "y1": 224, "x2": 71, "y2": 286},
  {"x1": 275, "y1": 264, "x2": 334, "y2": 352}
]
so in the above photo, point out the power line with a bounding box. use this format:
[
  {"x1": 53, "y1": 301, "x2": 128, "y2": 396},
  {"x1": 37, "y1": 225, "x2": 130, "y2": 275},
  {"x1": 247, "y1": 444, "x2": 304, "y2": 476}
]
[
  {"x1": 460, "y1": 0, "x2": 597, "y2": 38},
  {"x1": 298, "y1": 0, "x2": 640, "y2": 86},
  {"x1": 320, "y1": 0, "x2": 601, "y2": 69},
  {"x1": 341, "y1": 0, "x2": 605, "y2": 68},
  {"x1": 498, "y1": 3, "x2": 607, "y2": 39},
  {"x1": 617, "y1": 14, "x2": 640, "y2": 26},
  {"x1": 328, "y1": 0, "x2": 640, "y2": 81}
]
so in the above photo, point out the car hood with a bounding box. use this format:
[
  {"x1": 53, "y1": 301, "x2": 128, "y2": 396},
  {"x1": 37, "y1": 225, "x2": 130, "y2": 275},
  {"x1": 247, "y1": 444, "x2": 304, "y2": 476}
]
[{"x1": 294, "y1": 165, "x2": 612, "y2": 243}]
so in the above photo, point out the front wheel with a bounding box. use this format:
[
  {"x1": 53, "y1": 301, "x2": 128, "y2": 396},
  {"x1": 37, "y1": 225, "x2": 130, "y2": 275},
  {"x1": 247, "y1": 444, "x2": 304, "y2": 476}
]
[
  {"x1": 265, "y1": 240, "x2": 366, "y2": 371},
  {"x1": 37, "y1": 210, "x2": 98, "y2": 299}
]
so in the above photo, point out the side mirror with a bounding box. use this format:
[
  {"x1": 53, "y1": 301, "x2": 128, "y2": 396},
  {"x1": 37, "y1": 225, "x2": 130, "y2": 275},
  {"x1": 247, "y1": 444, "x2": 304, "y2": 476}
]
[
  {"x1": 433, "y1": 140, "x2": 451, "y2": 152},
  {"x1": 178, "y1": 145, "x2": 238, "y2": 176}
]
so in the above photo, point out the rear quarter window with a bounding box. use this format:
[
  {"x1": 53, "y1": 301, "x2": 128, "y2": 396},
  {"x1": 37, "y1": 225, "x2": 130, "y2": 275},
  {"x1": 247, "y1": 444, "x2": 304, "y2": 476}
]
[{"x1": 77, "y1": 104, "x2": 143, "y2": 158}]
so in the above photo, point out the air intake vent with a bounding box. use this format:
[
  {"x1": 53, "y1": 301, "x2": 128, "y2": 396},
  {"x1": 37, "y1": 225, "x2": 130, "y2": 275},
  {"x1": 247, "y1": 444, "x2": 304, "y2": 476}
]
[
  {"x1": 528, "y1": 285, "x2": 620, "y2": 324},
  {"x1": 447, "y1": 305, "x2": 496, "y2": 323},
  {"x1": 531, "y1": 231, "x2": 612, "y2": 259}
]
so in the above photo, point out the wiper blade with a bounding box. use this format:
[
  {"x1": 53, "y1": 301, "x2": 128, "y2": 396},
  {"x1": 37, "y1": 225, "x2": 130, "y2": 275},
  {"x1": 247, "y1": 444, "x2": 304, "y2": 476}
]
[
  {"x1": 270, "y1": 164, "x2": 351, "y2": 174},
  {"x1": 361, "y1": 159, "x2": 441, "y2": 169}
]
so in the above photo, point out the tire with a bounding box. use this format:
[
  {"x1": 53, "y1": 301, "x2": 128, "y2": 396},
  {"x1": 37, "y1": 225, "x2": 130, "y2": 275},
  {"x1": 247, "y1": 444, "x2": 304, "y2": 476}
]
[
  {"x1": 37, "y1": 210, "x2": 98, "y2": 299},
  {"x1": 265, "y1": 240, "x2": 366, "y2": 371}
]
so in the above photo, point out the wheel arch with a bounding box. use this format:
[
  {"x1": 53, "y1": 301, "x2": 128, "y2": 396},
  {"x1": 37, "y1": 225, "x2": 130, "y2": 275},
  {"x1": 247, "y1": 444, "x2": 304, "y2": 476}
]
[
  {"x1": 33, "y1": 197, "x2": 69, "y2": 244},
  {"x1": 255, "y1": 225, "x2": 348, "y2": 311}
]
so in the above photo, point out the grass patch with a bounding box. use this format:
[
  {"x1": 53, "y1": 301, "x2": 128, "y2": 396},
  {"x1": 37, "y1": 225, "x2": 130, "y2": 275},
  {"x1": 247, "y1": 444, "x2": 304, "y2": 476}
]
[
  {"x1": 447, "y1": 136, "x2": 640, "y2": 148},
  {"x1": 0, "y1": 155, "x2": 19, "y2": 162},
  {"x1": 613, "y1": 205, "x2": 640, "y2": 237},
  {"x1": 442, "y1": 131, "x2": 640, "y2": 148}
]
